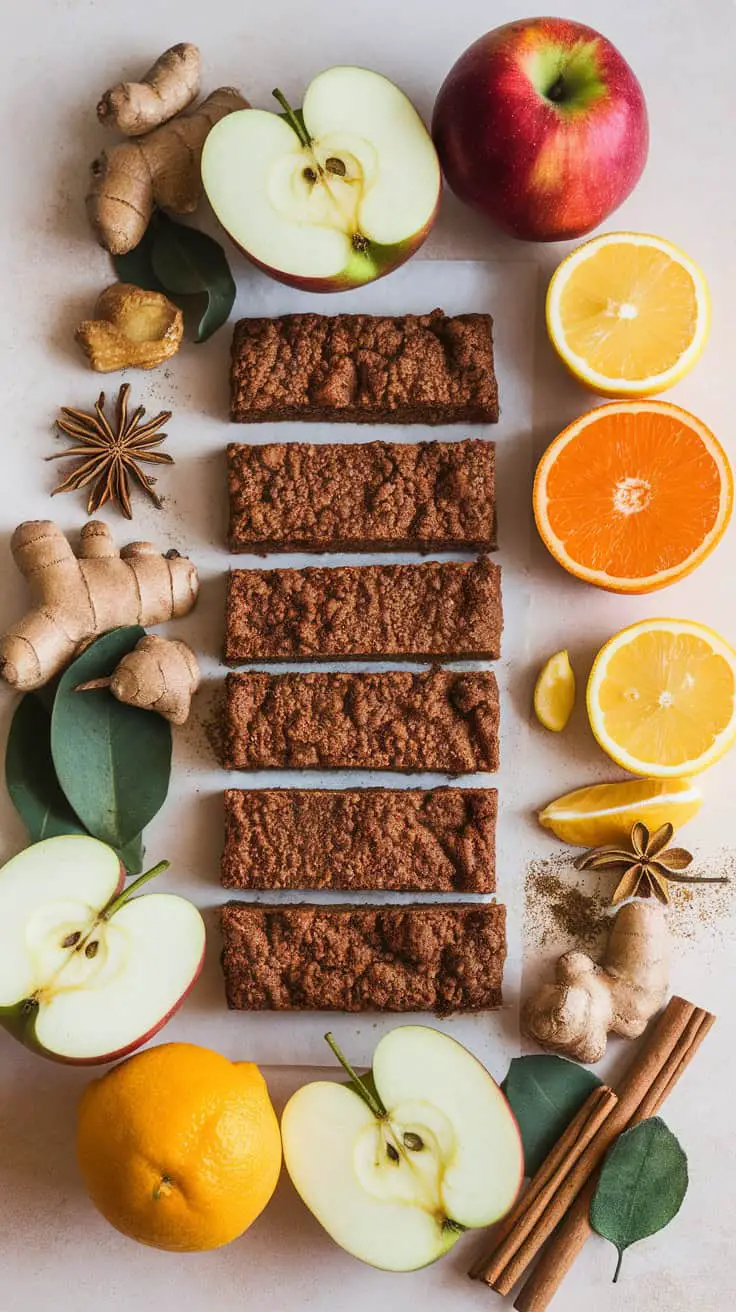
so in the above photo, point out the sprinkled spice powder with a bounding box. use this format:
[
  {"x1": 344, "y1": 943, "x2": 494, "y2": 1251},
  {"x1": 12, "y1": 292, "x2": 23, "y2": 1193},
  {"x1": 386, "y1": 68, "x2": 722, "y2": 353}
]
[
  {"x1": 525, "y1": 847, "x2": 736, "y2": 952},
  {"x1": 669, "y1": 851, "x2": 736, "y2": 940},
  {"x1": 525, "y1": 854, "x2": 609, "y2": 950}
]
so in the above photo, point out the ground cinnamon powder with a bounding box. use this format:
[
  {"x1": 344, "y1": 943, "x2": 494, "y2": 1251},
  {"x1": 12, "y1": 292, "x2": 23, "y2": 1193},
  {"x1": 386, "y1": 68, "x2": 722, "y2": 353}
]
[
  {"x1": 525, "y1": 855, "x2": 608, "y2": 949},
  {"x1": 525, "y1": 848, "x2": 736, "y2": 952}
]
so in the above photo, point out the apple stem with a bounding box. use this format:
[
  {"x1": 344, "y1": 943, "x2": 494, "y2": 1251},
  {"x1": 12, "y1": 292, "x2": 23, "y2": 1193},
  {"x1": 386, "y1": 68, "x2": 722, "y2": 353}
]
[
  {"x1": 546, "y1": 75, "x2": 567, "y2": 102},
  {"x1": 102, "y1": 859, "x2": 170, "y2": 919},
  {"x1": 272, "y1": 88, "x2": 312, "y2": 148},
  {"x1": 324, "y1": 1032, "x2": 387, "y2": 1119}
]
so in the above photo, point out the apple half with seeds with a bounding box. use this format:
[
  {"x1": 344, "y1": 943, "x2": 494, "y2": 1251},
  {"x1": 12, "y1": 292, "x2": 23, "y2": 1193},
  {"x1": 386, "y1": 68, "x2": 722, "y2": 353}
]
[
  {"x1": 0, "y1": 835, "x2": 205, "y2": 1064},
  {"x1": 281, "y1": 1026, "x2": 523, "y2": 1271},
  {"x1": 201, "y1": 66, "x2": 441, "y2": 291}
]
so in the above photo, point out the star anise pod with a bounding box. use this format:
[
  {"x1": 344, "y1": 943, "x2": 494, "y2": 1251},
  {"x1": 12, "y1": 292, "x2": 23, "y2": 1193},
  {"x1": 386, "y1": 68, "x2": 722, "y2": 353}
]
[
  {"x1": 575, "y1": 821, "x2": 727, "y2": 905},
  {"x1": 49, "y1": 384, "x2": 173, "y2": 519}
]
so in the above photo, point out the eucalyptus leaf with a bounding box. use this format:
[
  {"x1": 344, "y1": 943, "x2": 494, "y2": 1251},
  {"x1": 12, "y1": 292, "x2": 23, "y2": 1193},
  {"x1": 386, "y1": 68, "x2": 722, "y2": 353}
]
[
  {"x1": 590, "y1": 1117, "x2": 688, "y2": 1282},
  {"x1": 118, "y1": 831, "x2": 145, "y2": 877},
  {"x1": 112, "y1": 225, "x2": 167, "y2": 294},
  {"x1": 150, "y1": 213, "x2": 235, "y2": 342},
  {"x1": 51, "y1": 627, "x2": 172, "y2": 849},
  {"x1": 501, "y1": 1054, "x2": 602, "y2": 1176},
  {"x1": 5, "y1": 693, "x2": 86, "y2": 841}
]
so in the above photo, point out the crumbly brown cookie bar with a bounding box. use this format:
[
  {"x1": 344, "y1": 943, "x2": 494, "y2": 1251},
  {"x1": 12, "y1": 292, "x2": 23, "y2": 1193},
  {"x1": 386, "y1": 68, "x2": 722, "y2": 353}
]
[
  {"x1": 220, "y1": 902, "x2": 506, "y2": 1014},
  {"x1": 227, "y1": 438, "x2": 496, "y2": 554},
  {"x1": 222, "y1": 668, "x2": 500, "y2": 773},
  {"x1": 229, "y1": 309, "x2": 498, "y2": 424},
  {"x1": 224, "y1": 557, "x2": 502, "y2": 663},
  {"x1": 221, "y1": 787, "x2": 497, "y2": 892}
]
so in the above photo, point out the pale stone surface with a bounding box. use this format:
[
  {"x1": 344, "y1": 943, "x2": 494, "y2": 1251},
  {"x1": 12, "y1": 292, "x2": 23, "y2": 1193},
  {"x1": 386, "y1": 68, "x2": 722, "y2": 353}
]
[{"x1": 1, "y1": 2, "x2": 734, "y2": 1309}]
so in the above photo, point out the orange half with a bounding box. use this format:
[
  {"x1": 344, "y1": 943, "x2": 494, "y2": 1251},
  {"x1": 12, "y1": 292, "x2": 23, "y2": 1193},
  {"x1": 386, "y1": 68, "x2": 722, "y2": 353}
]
[{"x1": 533, "y1": 400, "x2": 732, "y2": 593}]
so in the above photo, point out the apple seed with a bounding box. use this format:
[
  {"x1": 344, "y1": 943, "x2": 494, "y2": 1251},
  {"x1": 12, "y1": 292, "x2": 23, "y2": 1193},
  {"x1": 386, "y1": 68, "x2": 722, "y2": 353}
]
[
  {"x1": 302, "y1": 167, "x2": 318, "y2": 184},
  {"x1": 325, "y1": 157, "x2": 346, "y2": 177},
  {"x1": 61, "y1": 931, "x2": 82, "y2": 948},
  {"x1": 85, "y1": 940, "x2": 99, "y2": 959},
  {"x1": 386, "y1": 1142, "x2": 400, "y2": 1163},
  {"x1": 403, "y1": 1132, "x2": 424, "y2": 1152}
]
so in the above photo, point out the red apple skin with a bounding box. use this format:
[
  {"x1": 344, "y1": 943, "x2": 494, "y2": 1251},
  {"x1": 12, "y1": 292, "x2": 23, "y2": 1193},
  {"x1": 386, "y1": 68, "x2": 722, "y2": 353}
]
[
  {"x1": 432, "y1": 17, "x2": 648, "y2": 241},
  {"x1": 0, "y1": 935, "x2": 206, "y2": 1066},
  {"x1": 230, "y1": 193, "x2": 439, "y2": 294}
]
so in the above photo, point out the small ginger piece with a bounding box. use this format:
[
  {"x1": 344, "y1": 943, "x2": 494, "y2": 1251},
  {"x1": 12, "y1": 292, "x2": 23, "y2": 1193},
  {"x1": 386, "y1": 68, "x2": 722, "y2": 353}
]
[
  {"x1": 87, "y1": 86, "x2": 249, "y2": 255},
  {"x1": 522, "y1": 900, "x2": 670, "y2": 1064},
  {"x1": 75, "y1": 284, "x2": 183, "y2": 372},
  {"x1": 0, "y1": 521, "x2": 199, "y2": 691},
  {"x1": 103, "y1": 635, "x2": 200, "y2": 724},
  {"x1": 97, "y1": 43, "x2": 201, "y2": 136}
]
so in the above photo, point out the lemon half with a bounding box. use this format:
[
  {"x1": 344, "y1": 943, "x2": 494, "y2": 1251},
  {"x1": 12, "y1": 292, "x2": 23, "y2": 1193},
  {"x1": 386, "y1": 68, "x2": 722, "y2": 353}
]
[
  {"x1": 546, "y1": 232, "x2": 710, "y2": 397},
  {"x1": 587, "y1": 619, "x2": 736, "y2": 777}
]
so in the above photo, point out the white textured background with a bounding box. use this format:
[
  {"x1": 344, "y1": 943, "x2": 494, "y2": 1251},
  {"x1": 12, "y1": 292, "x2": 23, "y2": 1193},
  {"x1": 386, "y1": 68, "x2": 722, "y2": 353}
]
[{"x1": 1, "y1": 2, "x2": 735, "y2": 1309}]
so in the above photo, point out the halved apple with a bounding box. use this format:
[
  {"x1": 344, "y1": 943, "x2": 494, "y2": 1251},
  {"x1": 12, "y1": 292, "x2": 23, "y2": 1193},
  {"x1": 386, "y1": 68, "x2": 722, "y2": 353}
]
[
  {"x1": 201, "y1": 66, "x2": 441, "y2": 291},
  {"x1": 0, "y1": 835, "x2": 205, "y2": 1064},
  {"x1": 281, "y1": 1026, "x2": 523, "y2": 1271}
]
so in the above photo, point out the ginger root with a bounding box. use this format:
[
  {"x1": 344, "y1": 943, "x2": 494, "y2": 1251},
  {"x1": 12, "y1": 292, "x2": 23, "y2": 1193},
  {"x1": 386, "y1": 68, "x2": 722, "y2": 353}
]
[
  {"x1": 75, "y1": 284, "x2": 183, "y2": 371},
  {"x1": 0, "y1": 521, "x2": 199, "y2": 691},
  {"x1": 79, "y1": 635, "x2": 200, "y2": 724},
  {"x1": 522, "y1": 900, "x2": 670, "y2": 1064},
  {"x1": 87, "y1": 86, "x2": 249, "y2": 255},
  {"x1": 97, "y1": 43, "x2": 201, "y2": 137}
]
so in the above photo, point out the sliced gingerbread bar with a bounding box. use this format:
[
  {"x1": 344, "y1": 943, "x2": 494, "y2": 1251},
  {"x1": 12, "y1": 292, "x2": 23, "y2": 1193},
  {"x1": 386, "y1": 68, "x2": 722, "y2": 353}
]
[
  {"x1": 224, "y1": 557, "x2": 502, "y2": 663},
  {"x1": 229, "y1": 309, "x2": 498, "y2": 424},
  {"x1": 220, "y1": 903, "x2": 506, "y2": 1013},
  {"x1": 227, "y1": 438, "x2": 496, "y2": 554},
  {"x1": 223, "y1": 668, "x2": 500, "y2": 773},
  {"x1": 221, "y1": 787, "x2": 497, "y2": 892}
]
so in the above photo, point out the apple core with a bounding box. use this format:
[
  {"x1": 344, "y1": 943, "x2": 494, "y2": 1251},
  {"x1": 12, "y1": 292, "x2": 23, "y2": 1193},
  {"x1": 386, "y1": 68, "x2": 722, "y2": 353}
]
[{"x1": 202, "y1": 66, "x2": 440, "y2": 290}]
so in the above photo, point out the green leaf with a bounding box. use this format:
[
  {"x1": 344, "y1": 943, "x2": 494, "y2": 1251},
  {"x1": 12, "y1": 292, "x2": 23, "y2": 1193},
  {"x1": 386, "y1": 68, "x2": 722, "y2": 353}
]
[
  {"x1": 5, "y1": 693, "x2": 87, "y2": 841},
  {"x1": 6, "y1": 692, "x2": 147, "y2": 874},
  {"x1": 50, "y1": 627, "x2": 172, "y2": 849},
  {"x1": 501, "y1": 1054, "x2": 602, "y2": 1176},
  {"x1": 118, "y1": 831, "x2": 145, "y2": 877},
  {"x1": 150, "y1": 213, "x2": 235, "y2": 343},
  {"x1": 112, "y1": 225, "x2": 167, "y2": 294},
  {"x1": 590, "y1": 1117, "x2": 688, "y2": 1282}
]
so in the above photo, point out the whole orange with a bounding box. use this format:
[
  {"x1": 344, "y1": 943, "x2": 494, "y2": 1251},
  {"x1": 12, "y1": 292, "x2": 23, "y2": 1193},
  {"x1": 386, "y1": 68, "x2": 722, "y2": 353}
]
[{"x1": 77, "y1": 1042, "x2": 282, "y2": 1251}]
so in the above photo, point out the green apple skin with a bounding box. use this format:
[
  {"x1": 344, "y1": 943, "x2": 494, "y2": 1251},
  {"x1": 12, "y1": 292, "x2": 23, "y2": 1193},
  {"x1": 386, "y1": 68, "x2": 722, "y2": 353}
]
[
  {"x1": 433, "y1": 17, "x2": 648, "y2": 241},
  {"x1": 202, "y1": 68, "x2": 441, "y2": 293},
  {"x1": 0, "y1": 961, "x2": 205, "y2": 1066},
  {"x1": 0, "y1": 838, "x2": 206, "y2": 1066},
  {"x1": 282, "y1": 1026, "x2": 524, "y2": 1272},
  {"x1": 0, "y1": 859, "x2": 123, "y2": 1063},
  {"x1": 232, "y1": 207, "x2": 439, "y2": 294}
]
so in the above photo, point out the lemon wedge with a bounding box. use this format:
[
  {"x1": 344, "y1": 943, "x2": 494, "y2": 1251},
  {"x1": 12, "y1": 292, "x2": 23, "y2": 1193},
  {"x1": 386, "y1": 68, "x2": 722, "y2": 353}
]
[
  {"x1": 587, "y1": 619, "x2": 736, "y2": 777},
  {"x1": 538, "y1": 778, "x2": 703, "y2": 847},
  {"x1": 534, "y1": 650, "x2": 576, "y2": 732},
  {"x1": 546, "y1": 232, "x2": 710, "y2": 397}
]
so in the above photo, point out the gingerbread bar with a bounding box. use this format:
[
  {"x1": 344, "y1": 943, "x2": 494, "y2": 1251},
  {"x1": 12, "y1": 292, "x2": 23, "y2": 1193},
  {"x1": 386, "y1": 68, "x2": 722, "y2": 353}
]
[
  {"x1": 223, "y1": 668, "x2": 500, "y2": 773},
  {"x1": 220, "y1": 903, "x2": 506, "y2": 1013},
  {"x1": 229, "y1": 309, "x2": 498, "y2": 424},
  {"x1": 224, "y1": 557, "x2": 502, "y2": 663},
  {"x1": 221, "y1": 787, "x2": 497, "y2": 892},
  {"x1": 227, "y1": 438, "x2": 496, "y2": 554}
]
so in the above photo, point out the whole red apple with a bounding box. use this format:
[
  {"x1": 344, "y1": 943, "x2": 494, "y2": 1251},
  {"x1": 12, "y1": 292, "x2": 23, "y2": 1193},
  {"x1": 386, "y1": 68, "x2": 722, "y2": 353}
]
[{"x1": 432, "y1": 17, "x2": 648, "y2": 241}]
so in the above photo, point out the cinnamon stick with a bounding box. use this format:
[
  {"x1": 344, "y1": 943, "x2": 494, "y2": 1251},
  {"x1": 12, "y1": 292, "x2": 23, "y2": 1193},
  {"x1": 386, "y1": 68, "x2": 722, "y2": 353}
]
[
  {"x1": 511, "y1": 997, "x2": 715, "y2": 1312},
  {"x1": 469, "y1": 1084, "x2": 618, "y2": 1292}
]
